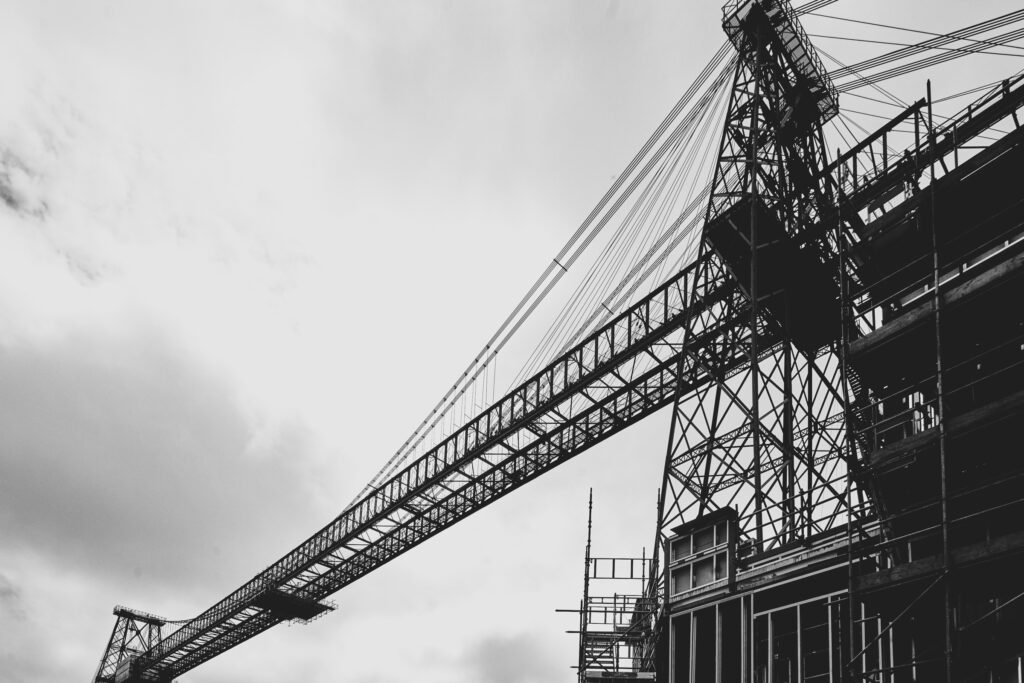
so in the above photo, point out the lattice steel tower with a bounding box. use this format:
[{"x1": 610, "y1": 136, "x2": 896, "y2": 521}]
[{"x1": 657, "y1": 0, "x2": 850, "y2": 558}]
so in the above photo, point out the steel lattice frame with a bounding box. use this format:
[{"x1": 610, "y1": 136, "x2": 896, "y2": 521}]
[
  {"x1": 657, "y1": 0, "x2": 853, "y2": 564},
  {"x1": 95, "y1": 609, "x2": 165, "y2": 683}
]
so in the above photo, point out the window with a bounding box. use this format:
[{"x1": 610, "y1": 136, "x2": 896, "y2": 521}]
[
  {"x1": 693, "y1": 558, "x2": 715, "y2": 588},
  {"x1": 753, "y1": 596, "x2": 849, "y2": 683},
  {"x1": 772, "y1": 608, "x2": 798, "y2": 683},
  {"x1": 673, "y1": 613, "x2": 691, "y2": 683},
  {"x1": 672, "y1": 537, "x2": 692, "y2": 562},
  {"x1": 800, "y1": 601, "x2": 830, "y2": 682},
  {"x1": 672, "y1": 566, "x2": 692, "y2": 595},
  {"x1": 694, "y1": 526, "x2": 716, "y2": 552},
  {"x1": 668, "y1": 509, "x2": 736, "y2": 597},
  {"x1": 694, "y1": 608, "x2": 716, "y2": 683},
  {"x1": 672, "y1": 600, "x2": 743, "y2": 683}
]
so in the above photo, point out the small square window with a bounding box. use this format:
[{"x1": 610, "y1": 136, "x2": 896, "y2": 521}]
[
  {"x1": 694, "y1": 526, "x2": 716, "y2": 552},
  {"x1": 671, "y1": 565, "x2": 692, "y2": 595},
  {"x1": 671, "y1": 535, "x2": 692, "y2": 562},
  {"x1": 693, "y1": 557, "x2": 715, "y2": 587}
]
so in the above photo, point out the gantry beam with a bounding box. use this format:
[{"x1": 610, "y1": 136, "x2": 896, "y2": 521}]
[{"x1": 122, "y1": 251, "x2": 756, "y2": 680}]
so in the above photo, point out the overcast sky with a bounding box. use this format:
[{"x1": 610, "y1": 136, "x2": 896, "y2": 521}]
[{"x1": 1, "y1": 2, "x2": 1022, "y2": 682}]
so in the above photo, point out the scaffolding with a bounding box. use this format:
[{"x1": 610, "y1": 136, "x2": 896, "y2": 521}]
[
  {"x1": 840, "y1": 75, "x2": 1024, "y2": 682},
  {"x1": 563, "y1": 492, "x2": 659, "y2": 681}
]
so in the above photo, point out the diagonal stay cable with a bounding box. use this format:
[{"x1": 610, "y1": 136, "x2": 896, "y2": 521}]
[
  {"x1": 809, "y1": 10, "x2": 1024, "y2": 66},
  {"x1": 346, "y1": 47, "x2": 738, "y2": 505},
  {"x1": 835, "y1": 25, "x2": 1024, "y2": 91}
]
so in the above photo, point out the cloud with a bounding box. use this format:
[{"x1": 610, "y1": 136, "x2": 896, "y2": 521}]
[
  {"x1": 459, "y1": 632, "x2": 562, "y2": 683},
  {"x1": 0, "y1": 247, "x2": 341, "y2": 681},
  {"x1": 1, "y1": 318, "x2": 238, "y2": 581},
  {"x1": 0, "y1": 48, "x2": 339, "y2": 657},
  {"x1": 0, "y1": 9, "x2": 354, "y2": 681},
  {"x1": 0, "y1": 573, "x2": 34, "y2": 682},
  {"x1": 0, "y1": 573, "x2": 26, "y2": 621},
  {"x1": 0, "y1": 148, "x2": 47, "y2": 218}
]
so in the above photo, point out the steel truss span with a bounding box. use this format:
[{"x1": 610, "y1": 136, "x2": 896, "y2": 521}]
[{"x1": 100, "y1": 247, "x2": 763, "y2": 680}]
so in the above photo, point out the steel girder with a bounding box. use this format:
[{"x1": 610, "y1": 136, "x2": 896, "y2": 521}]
[{"x1": 119, "y1": 247, "x2": 758, "y2": 679}]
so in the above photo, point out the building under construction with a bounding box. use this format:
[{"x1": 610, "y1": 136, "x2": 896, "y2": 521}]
[
  {"x1": 94, "y1": 1, "x2": 1024, "y2": 682},
  {"x1": 572, "y1": 1, "x2": 1024, "y2": 681}
]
